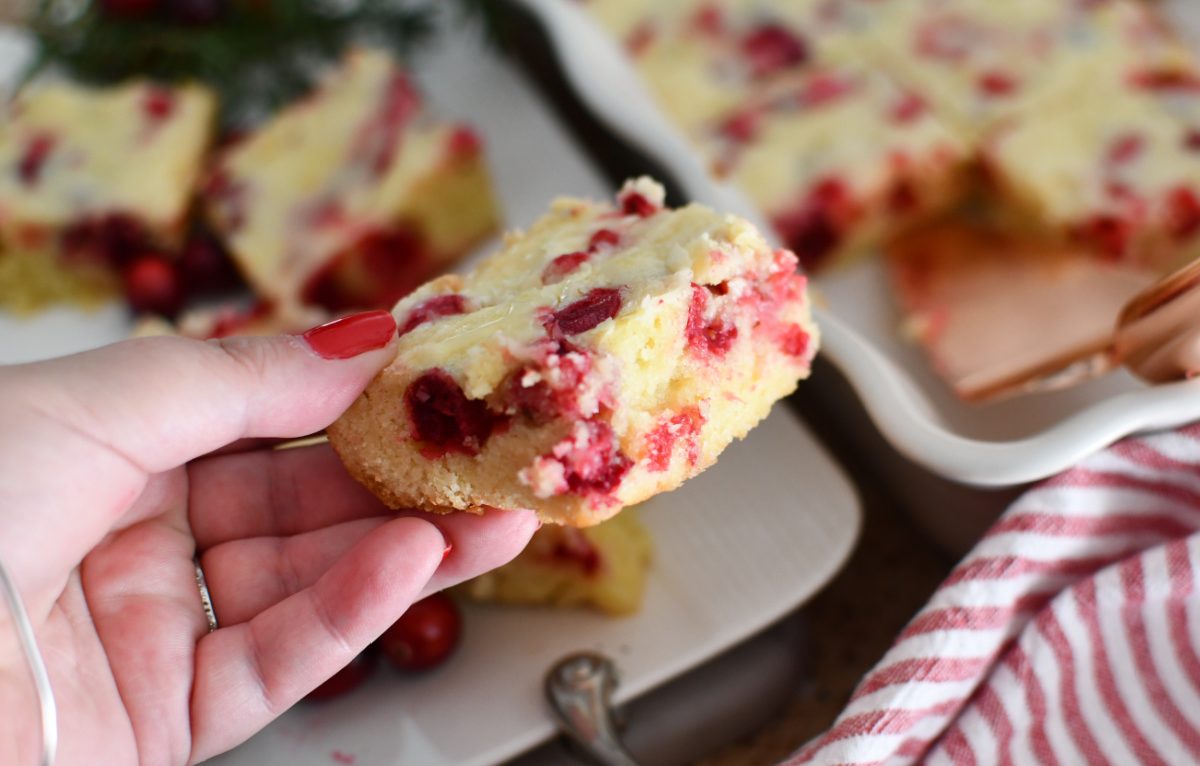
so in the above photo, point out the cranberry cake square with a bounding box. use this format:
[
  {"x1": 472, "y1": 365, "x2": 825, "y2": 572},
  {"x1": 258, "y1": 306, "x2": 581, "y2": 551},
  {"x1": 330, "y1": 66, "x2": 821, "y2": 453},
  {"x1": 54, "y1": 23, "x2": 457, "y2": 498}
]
[
  {"x1": 329, "y1": 179, "x2": 818, "y2": 526},
  {"x1": 0, "y1": 79, "x2": 216, "y2": 310},
  {"x1": 205, "y1": 48, "x2": 501, "y2": 313}
]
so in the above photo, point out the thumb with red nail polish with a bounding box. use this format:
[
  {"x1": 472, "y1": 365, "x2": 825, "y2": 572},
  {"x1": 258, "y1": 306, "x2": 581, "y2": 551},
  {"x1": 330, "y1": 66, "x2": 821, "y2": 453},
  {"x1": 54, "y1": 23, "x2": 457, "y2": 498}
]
[
  {"x1": 302, "y1": 310, "x2": 397, "y2": 360},
  {"x1": 7, "y1": 311, "x2": 401, "y2": 468}
]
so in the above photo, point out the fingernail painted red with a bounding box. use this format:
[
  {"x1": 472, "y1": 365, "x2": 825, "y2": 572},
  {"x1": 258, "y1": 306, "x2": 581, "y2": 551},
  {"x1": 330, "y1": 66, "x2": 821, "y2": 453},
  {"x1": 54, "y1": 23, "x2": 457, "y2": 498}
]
[
  {"x1": 442, "y1": 543, "x2": 454, "y2": 562},
  {"x1": 302, "y1": 310, "x2": 396, "y2": 360}
]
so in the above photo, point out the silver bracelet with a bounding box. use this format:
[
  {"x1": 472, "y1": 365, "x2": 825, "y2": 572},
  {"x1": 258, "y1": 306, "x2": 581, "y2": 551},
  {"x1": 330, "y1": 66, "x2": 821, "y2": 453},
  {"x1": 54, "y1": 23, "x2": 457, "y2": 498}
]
[{"x1": 0, "y1": 556, "x2": 57, "y2": 766}]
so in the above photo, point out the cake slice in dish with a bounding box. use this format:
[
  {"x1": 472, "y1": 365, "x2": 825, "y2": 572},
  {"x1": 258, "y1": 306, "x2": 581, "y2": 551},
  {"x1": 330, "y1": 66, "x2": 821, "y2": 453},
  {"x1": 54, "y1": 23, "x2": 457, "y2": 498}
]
[
  {"x1": 458, "y1": 507, "x2": 652, "y2": 615},
  {"x1": 329, "y1": 178, "x2": 818, "y2": 526},
  {"x1": 699, "y1": 62, "x2": 968, "y2": 271},
  {"x1": 0, "y1": 79, "x2": 216, "y2": 311},
  {"x1": 587, "y1": 0, "x2": 819, "y2": 135},
  {"x1": 983, "y1": 58, "x2": 1200, "y2": 271},
  {"x1": 204, "y1": 48, "x2": 500, "y2": 313},
  {"x1": 860, "y1": 0, "x2": 1189, "y2": 139}
]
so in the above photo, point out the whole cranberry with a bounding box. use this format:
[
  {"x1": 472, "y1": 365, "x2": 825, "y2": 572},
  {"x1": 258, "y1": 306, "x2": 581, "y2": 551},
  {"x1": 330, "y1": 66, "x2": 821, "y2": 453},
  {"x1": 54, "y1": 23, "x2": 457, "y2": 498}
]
[
  {"x1": 122, "y1": 254, "x2": 184, "y2": 317},
  {"x1": 378, "y1": 593, "x2": 462, "y2": 672},
  {"x1": 98, "y1": 0, "x2": 160, "y2": 18},
  {"x1": 304, "y1": 651, "x2": 377, "y2": 702},
  {"x1": 180, "y1": 230, "x2": 241, "y2": 294}
]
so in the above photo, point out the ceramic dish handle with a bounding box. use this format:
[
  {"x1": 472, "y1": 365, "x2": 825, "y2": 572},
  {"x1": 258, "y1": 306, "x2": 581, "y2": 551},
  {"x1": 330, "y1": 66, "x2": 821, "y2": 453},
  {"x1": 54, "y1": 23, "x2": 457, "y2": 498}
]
[{"x1": 545, "y1": 652, "x2": 640, "y2": 766}]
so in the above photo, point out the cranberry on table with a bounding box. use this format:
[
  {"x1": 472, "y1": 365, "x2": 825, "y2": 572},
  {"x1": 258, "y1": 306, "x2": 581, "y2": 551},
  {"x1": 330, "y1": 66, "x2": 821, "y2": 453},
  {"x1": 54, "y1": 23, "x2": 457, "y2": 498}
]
[
  {"x1": 378, "y1": 593, "x2": 462, "y2": 672},
  {"x1": 122, "y1": 253, "x2": 184, "y2": 317},
  {"x1": 304, "y1": 651, "x2": 378, "y2": 702}
]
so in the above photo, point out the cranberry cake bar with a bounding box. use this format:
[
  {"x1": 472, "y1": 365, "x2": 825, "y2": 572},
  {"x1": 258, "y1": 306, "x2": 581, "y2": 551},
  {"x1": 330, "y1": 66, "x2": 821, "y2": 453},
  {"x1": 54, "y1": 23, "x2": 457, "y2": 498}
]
[
  {"x1": 984, "y1": 60, "x2": 1200, "y2": 270},
  {"x1": 0, "y1": 79, "x2": 216, "y2": 310},
  {"x1": 581, "y1": 0, "x2": 966, "y2": 271},
  {"x1": 861, "y1": 0, "x2": 1189, "y2": 138},
  {"x1": 205, "y1": 48, "x2": 500, "y2": 313},
  {"x1": 701, "y1": 62, "x2": 967, "y2": 271},
  {"x1": 459, "y1": 508, "x2": 652, "y2": 615},
  {"x1": 329, "y1": 179, "x2": 817, "y2": 526},
  {"x1": 595, "y1": 0, "x2": 817, "y2": 134}
]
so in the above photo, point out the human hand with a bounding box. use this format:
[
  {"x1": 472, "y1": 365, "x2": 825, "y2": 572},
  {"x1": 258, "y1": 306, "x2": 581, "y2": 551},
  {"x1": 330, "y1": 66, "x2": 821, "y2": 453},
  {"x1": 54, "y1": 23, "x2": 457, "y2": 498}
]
[{"x1": 0, "y1": 310, "x2": 539, "y2": 765}]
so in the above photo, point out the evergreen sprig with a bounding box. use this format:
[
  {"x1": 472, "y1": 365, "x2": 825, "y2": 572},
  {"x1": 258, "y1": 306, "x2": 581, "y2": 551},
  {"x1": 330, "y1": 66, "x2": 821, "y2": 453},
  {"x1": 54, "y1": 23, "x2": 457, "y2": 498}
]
[{"x1": 23, "y1": 0, "x2": 456, "y2": 126}]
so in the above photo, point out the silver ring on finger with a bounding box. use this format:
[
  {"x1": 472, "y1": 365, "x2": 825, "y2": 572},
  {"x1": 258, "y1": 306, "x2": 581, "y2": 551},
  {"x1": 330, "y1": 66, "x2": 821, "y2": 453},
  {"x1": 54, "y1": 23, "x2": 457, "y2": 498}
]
[{"x1": 194, "y1": 557, "x2": 219, "y2": 633}]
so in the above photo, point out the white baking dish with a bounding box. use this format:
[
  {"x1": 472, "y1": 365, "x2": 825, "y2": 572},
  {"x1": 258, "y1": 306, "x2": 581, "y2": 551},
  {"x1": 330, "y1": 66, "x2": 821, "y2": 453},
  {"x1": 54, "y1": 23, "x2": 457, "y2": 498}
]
[{"x1": 513, "y1": 0, "x2": 1200, "y2": 487}]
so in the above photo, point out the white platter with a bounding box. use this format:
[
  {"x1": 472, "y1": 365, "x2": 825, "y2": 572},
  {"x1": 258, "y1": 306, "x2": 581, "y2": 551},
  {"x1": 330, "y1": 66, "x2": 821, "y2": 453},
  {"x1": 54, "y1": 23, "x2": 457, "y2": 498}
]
[
  {"x1": 514, "y1": 0, "x2": 1200, "y2": 487},
  {"x1": 0, "y1": 16, "x2": 860, "y2": 765}
]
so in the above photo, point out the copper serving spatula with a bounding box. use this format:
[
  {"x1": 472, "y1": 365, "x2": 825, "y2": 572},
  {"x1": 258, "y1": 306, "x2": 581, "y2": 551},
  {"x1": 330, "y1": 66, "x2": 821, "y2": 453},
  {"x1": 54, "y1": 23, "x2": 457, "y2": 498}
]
[{"x1": 887, "y1": 223, "x2": 1200, "y2": 402}]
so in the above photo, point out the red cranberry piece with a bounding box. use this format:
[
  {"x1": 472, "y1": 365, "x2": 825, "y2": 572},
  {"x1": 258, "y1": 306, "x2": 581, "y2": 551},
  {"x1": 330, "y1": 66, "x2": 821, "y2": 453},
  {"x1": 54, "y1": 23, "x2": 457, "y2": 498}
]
[
  {"x1": 774, "y1": 206, "x2": 841, "y2": 271},
  {"x1": 542, "y1": 251, "x2": 591, "y2": 284},
  {"x1": 781, "y1": 325, "x2": 811, "y2": 358},
  {"x1": 888, "y1": 179, "x2": 918, "y2": 214},
  {"x1": 506, "y1": 340, "x2": 591, "y2": 422},
  {"x1": 397, "y1": 294, "x2": 468, "y2": 336},
  {"x1": 549, "y1": 529, "x2": 602, "y2": 576},
  {"x1": 351, "y1": 72, "x2": 419, "y2": 178},
  {"x1": 685, "y1": 283, "x2": 738, "y2": 357},
  {"x1": 619, "y1": 190, "x2": 659, "y2": 217},
  {"x1": 17, "y1": 133, "x2": 55, "y2": 187},
  {"x1": 307, "y1": 199, "x2": 347, "y2": 230},
  {"x1": 406, "y1": 369, "x2": 500, "y2": 457},
  {"x1": 1106, "y1": 180, "x2": 1134, "y2": 202},
  {"x1": 890, "y1": 93, "x2": 926, "y2": 124},
  {"x1": 180, "y1": 230, "x2": 241, "y2": 293},
  {"x1": 123, "y1": 254, "x2": 184, "y2": 317},
  {"x1": 977, "y1": 72, "x2": 1018, "y2": 97},
  {"x1": 690, "y1": 4, "x2": 724, "y2": 35},
  {"x1": 741, "y1": 23, "x2": 809, "y2": 78},
  {"x1": 142, "y1": 87, "x2": 176, "y2": 122},
  {"x1": 62, "y1": 215, "x2": 147, "y2": 268},
  {"x1": 447, "y1": 125, "x2": 482, "y2": 158},
  {"x1": 801, "y1": 74, "x2": 854, "y2": 108},
  {"x1": 645, "y1": 407, "x2": 704, "y2": 472},
  {"x1": 1131, "y1": 68, "x2": 1200, "y2": 91},
  {"x1": 588, "y1": 228, "x2": 621, "y2": 250},
  {"x1": 1184, "y1": 129, "x2": 1200, "y2": 152},
  {"x1": 1167, "y1": 186, "x2": 1200, "y2": 241},
  {"x1": 1075, "y1": 214, "x2": 1134, "y2": 261},
  {"x1": 304, "y1": 225, "x2": 429, "y2": 312},
  {"x1": 559, "y1": 420, "x2": 633, "y2": 496},
  {"x1": 719, "y1": 109, "x2": 761, "y2": 143},
  {"x1": 304, "y1": 651, "x2": 377, "y2": 702},
  {"x1": 1107, "y1": 133, "x2": 1144, "y2": 165},
  {"x1": 378, "y1": 594, "x2": 462, "y2": 672},
  {"x1": 549, "y1": 288, "x2": 623, "y2": 335},
  {"x1": 626, "y1": 22, "x2": 657, "y2": 56},
  {"x1": 99, "y1": 0, "x2": 158, "y2": 17},
  {"x1": 916, "y1": 16, "x2": 979, "y2": 62}
]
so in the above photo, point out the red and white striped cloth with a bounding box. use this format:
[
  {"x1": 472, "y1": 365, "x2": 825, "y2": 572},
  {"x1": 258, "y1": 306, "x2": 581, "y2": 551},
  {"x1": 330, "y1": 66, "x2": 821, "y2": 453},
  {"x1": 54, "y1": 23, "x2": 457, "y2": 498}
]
[{"x1": 786, "y1": 424, "x2": 1200, "y2": 766}]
